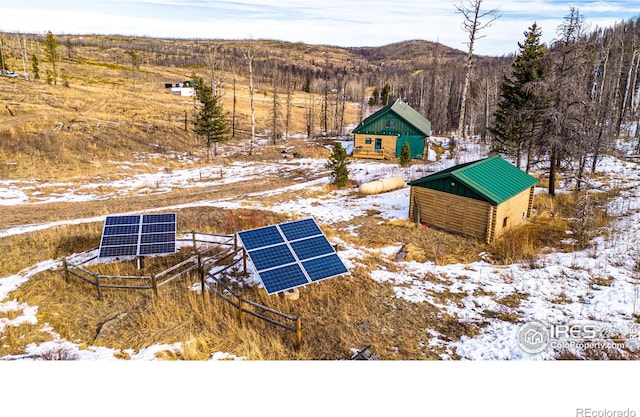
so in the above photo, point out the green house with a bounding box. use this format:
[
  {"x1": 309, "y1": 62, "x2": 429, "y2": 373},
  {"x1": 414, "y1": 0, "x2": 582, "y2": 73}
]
[
  {"x1": 408, "y1": 156, "x2": 539, "y2": 243},
  {"x1": 352, "y1": 98, "x2": 431, "y2": 160}
]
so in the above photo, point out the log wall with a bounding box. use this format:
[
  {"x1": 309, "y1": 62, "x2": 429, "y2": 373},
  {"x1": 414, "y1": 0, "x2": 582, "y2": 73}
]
[
  {"x1": 409, "y1": 186, "x2": 535, "y2": 243},
  {"x1": 492, "y1": 187, "x2": 535, "y2": 240},
  {"x1": 409, "y1": 187, "x2": 491, "y2": 240}
]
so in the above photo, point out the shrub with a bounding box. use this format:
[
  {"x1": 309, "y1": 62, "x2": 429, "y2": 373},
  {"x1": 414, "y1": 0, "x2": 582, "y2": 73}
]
[{"x1": 326, "y1": 142, "x2": 350, "y2": 188}]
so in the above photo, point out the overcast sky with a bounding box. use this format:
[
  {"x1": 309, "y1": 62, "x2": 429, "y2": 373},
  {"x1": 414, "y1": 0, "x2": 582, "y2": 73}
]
[{"x1": 1, "y1": 1, "x2": 639, "y2": 56}]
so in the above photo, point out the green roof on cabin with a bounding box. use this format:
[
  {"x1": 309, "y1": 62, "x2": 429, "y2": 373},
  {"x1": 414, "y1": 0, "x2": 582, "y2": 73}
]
[
  {"x1": 352, "y1": 98, "x2": 431, "y2": 137},
  {"x1": 408, "y1": 156, "x2": 539, "y2": 205}
]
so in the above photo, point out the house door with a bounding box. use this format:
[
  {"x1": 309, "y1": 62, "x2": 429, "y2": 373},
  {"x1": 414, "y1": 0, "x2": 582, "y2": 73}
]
[{"x1": 375, "y1": 138, "x2": 382, "y2": 150}]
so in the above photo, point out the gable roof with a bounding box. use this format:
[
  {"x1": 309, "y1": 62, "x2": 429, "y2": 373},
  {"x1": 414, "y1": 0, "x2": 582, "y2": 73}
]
[
  {"x1": 408, "y1": 156, "x2": 539, "y2": 205},
  {"x1": 353, "y1": 98, "x2": 431, "y2": 136}
]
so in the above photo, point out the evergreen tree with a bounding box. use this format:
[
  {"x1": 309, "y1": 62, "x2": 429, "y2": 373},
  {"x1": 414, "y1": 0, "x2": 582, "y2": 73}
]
[
  {"x1": 368, "y1": 87, "x2": 379, "y2": 106},
  {"x1": 380, "y1": 83, "x2": 392, "y2": 105},
  {"x1": 127, "y1": 49, "x2": 140, "y2": 90},
  {"x1": 0, "y1": 35, "x2": 6, "y2": 72},
  {"x1": 193, "y1": 77, "x2": 230, "y2": 158},
  {"x1": 326, "y1": 142, "x2": 350, "y2": 187},
  {"x1": 490, "y1": 23, "x2": 549, "y2": 170},
  {"x1": 31, "y1": 54, "x2": 40, "y2": 81},
  {"x1": 399, "y1": 140, "x2": 412, "y2": 167},
  {"x1": 303, "y1": 72, "x2": 311, "y2": 93},
  {"x1": 43, "y1": 31, "x2": 59, "y2": 85}
]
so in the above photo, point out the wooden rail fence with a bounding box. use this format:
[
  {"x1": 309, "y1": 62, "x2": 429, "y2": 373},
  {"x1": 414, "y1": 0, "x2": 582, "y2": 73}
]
[
  {"x1": 207, "y1": 275, "x2": 302, "y2": 351},
  {"x1": 63, "y1": 232, "x2": 242, "y2": 299},
  {"x1": 63, "y1": 231, "x2": 303, "y2": 351}
]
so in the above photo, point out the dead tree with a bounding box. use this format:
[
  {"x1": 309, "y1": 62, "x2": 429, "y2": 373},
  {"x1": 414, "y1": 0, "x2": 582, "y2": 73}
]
[{"x1": 454, "y1": 0, "x2": 500, "y2": 163}]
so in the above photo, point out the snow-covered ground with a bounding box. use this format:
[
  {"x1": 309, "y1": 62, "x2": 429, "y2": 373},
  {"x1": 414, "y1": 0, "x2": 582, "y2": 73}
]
[
  {"x1": 2, "y1": 137, "x2": 640, "y2": 363},
  {"x1": 4, "y1": 137, "x2": 640, "y2": 416}
]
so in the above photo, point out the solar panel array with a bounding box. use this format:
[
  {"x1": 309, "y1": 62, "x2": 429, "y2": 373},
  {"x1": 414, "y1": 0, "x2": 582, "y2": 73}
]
[
  {"x1": 237, "y1": 218, "x2": 349, "y2": 294},
  {"x1": 98, "y1": 213, "x2": 176, "y2": 258}
]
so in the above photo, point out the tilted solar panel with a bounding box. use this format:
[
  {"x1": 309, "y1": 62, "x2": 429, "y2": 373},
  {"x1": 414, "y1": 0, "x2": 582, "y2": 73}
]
[
  {"x1": 302, "y1": 254, "x2": 349, "y2": 282},
  {"x1": 139, "y1": 242, "x2": 176, "y2": 256},
  {"x1": 98, "y1": 213, "x2": 177, "y2": 258},
  {"x1": 259, "y1": 264, "x2": 309, "y2": 294},
  {"x1": 237, "y1": 218, "x2": 349, "y2": 295},
  {"x1": 143, "y1": 213, "x2": 175, "y2": 224},
  {"x1": 105, "y1": 215, "x2": 140, "y2": 226},
  {"x1": 99, "y1": 245, "x2": 138, "y2": 258},
  {"x1": 289, "y1": 235, "x2": 334, "y2": 261},
  {"x1": 249, "y1": 244, "x2": 296, "y2": 271},
  {"x1": 279, "y1": 218, "x2": 322, "y2": 241},
  {"x1": 238, "y1": 225, "x2": 284, "y2": 250}
]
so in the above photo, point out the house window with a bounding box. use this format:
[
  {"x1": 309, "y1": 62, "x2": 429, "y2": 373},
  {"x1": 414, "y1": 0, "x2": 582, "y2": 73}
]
[
  {"x1": 365, "y1": 137, "x2": 372, "y2": 145},
  {"x1": 385, "y1": 119, "x2": 396, "y2": 128},
  {"x1": 502, "y1": 217, "x2": 509, "y2": 228}
]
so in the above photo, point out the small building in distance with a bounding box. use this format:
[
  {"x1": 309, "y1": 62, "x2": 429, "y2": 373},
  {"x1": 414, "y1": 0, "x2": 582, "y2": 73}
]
[
  {"x1": 165, "y1": 80, "x2": 195, "y2": 97},
  {"x1": 352, "y1": 98, "x2": 431, "y2": 160},
  {"x1": 408, "y1": 156, "x2": 539, "y2": 243}
]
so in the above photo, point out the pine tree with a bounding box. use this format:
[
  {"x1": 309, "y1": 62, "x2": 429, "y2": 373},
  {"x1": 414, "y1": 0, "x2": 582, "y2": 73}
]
[
  {"x1": 368, "y1": 87, "x2": 379, "y2": 106},
  {"x1": 31, "y1": 54, "x2": 40, "y2": 81},
  {"x1": 193, "y1": 77, "x2": 230, "y2": 159},
  {"x1": 490, "y1": 23, "x2": 549, "y2": 170},
  {"x1": 43, "y1": 31, "x2": 59, "y2": 85},
  {"x1": 399, "y1": 140, "x2": 412, "y2": 167},
  {"x1": 326, "y1": 142, "x2": 350, "y2": 188}
]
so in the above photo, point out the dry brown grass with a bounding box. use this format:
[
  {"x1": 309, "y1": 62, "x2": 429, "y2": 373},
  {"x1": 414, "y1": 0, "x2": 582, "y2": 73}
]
[
  {"x1": 335, "y1": 216, "x2": 486, "y2": 265},
  {"x1": 3, "y1": 205, "x2": 484, "y2": 360},
  {"x1": 3, "y1": 186, "x2": 623, "y2": 360},
  {"x1": 0, "y1": 223, "x2": 101, "y2": 275},
  {"x1": 0, "y1": 37, "x2": 358, "y2": 183},
  {"x1": 0, "y1": 323, "x2": 54, "y2": 357},
  {"x1": 1, "y1": 172, "x2": 624, "y2": 361},
  {"x1": 489, "y1": 189, "x2": 618, "y2": 265}
]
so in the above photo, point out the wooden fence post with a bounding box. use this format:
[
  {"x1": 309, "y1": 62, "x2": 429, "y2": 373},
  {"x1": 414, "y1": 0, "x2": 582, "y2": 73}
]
[
  {"x1": 62, "y1": 258, "x2": 70, "y2": 283},
  {"x1": 95, "y1": 274, "x2": 103, "y2": 300},
  {"x1": 243, "y1": 248, "x2": 247, "y2": 273},
  {"x1": 296, "y1": 317, "x2": 302, "y2": 352},
  {"x1": 234, "y1": 233, "x2": 238, "y2": 250},
  {"x1": 238, "y1": 296, "x2": 245, "y2": 326},
  {"x1": 151, "y1": 274, "x2": 158, "y2": 297},
  {"x1": 198, "y1": 254, "x2": 205, "y2": 300},
  {"x1": 192, "y1": 231, "x2": 197, "y2": 254}
]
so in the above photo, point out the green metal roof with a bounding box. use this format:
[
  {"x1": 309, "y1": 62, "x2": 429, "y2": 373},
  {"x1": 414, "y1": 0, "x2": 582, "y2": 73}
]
[
  {"x1": 408, "y1": 156, "x2": 539, "y2": 205},
  {"x1": 353, "y1": 98, "x2": 431, "y2": 136}
]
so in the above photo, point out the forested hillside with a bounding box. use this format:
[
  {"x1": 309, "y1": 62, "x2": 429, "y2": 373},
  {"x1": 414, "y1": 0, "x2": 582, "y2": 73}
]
[{"x1": 1, "y1": 12, "x2": 640, "y2": 178}]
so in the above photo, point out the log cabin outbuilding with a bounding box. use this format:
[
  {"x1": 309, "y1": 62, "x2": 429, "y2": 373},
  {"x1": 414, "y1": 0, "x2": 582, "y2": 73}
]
[
  {"x1": 352, "y1": 98, "x2": 431, "y2": 160},
  {"x1": 408, "y1": 156, "x2": 539, "y2": 243}
]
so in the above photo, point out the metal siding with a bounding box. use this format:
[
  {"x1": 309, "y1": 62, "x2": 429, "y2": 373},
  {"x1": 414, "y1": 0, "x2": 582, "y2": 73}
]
[
  {"x1": 352, "y1": 99, "x2": 431, "y2": 137},
  {"x1": 395, "y1": 136, "x2": 425, "y2": 159},
  {"x1": 415, "y1": 175, "x2": 488, "y2": 202},
  {"x1": 408, "y1": 156, "x2": 539, "y2": 205}
]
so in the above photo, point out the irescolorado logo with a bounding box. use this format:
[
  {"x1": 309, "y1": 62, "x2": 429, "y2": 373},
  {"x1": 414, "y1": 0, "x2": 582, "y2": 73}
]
[{"x1": 517, "y1": 321, "x2": 550, "y2": 354}]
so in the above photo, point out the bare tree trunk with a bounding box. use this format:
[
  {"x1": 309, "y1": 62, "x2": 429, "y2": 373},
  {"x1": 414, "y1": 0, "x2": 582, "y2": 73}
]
[
  {"x1": 232, "y1": 74, "x2": 237, "y2": 137},
  {"x1": 271, "y1": 65, "x2": 279, "y2": 145},
  {"x1": 549, "y1": 144, "x2": 557, "y2": 196},
  {"x1": 242, "y1": 45, "x2": 256, "y2": 155},
  {"x1": 323, "y1": 53, "x2": 329, "y2": 136},
  {"x1": 19, "y1": 35, "x2": 28, "y2": 79},
  {"x1": 618, "y1": 48, "x2": 638, "y2": 137},
  {"x1": 454, "y1": 0, "x2": 500, "y2": 163},
  {"x1": 285, "y1": 75, "x2": 292, "y2": 141}
]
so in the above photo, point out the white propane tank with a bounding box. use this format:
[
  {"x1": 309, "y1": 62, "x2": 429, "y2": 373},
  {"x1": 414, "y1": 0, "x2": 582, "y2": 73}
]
[{"x1": 358, "y1": 176, "x2": 405, "y2": 195}]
